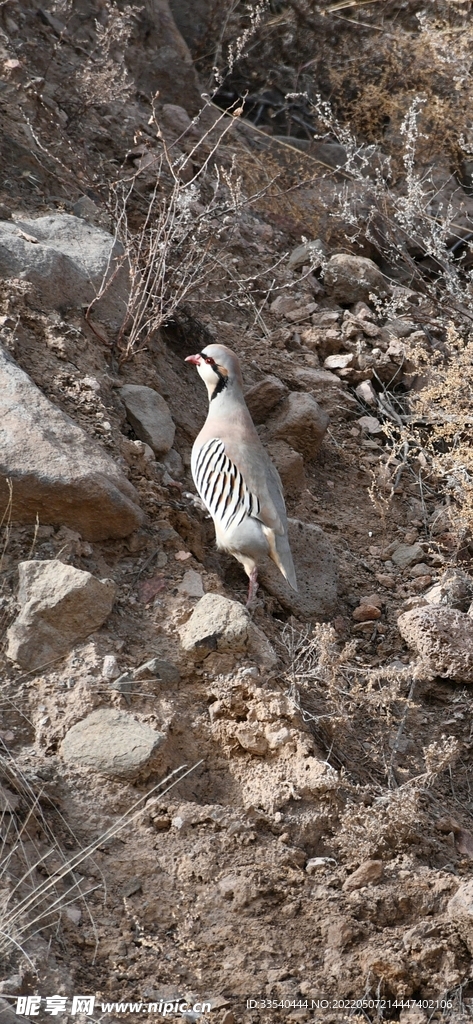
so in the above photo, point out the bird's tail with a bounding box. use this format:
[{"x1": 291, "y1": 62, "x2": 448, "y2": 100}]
[{"x1": 264, "y1": 527, "x2": 298, "y2": 591}]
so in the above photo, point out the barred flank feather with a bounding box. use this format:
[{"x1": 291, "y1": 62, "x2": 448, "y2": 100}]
[{"x1": 194, "y1": 438, "x2": 261, "y2": 533}]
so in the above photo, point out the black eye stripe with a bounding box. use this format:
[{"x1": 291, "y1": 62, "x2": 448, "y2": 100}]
[{"x1": 200, "y1": 351, "x2": 215, "y2": 365}]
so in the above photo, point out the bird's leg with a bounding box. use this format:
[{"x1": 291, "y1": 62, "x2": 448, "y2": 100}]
[{"x1": 246, "y1": 566, "x2": 259, "y2": 610}]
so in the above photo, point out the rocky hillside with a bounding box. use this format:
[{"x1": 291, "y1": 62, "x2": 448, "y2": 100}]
[{"x1": 2, "y1": 3, "x2": 473, "y2": 1024}]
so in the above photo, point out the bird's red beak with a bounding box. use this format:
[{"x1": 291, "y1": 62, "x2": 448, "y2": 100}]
[{"x1": 185, "y1": 353, "x2": 201, "y2": 365}]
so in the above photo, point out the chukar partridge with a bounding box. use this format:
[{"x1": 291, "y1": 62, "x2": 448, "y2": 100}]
[{"x1": 185, "y1": 343, "x2": 297, "y2": 606}]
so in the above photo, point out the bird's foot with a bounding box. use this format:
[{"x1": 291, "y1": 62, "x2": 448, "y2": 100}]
[{"x1": 246, "y1": 567, "x2": 259, "y2": 612}]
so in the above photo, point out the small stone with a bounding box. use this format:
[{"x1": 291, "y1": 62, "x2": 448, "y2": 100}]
[
  {"x1": 120, "y1": 385, "x2": 175, "y2": 456},
  {"x1": 360, "y1": 593, "x2": 383, "y2": 608},
  {"x1": 353, "y1": 604, "x2": 381, "y2": 622},
  {"x1": 343, "y1": 860, "x2": 383, "y2": 891},
  {"x1": 121, "y1": 877, "x2": 142, "y2": 897},
  {"x1": 288, "y1": 238, "x2": 325, "y2": 271},
  {"x1": 64, "y1": 905, "x2": 82, "y2": 924},
  {"x1": 355, "y1": 380, "x2": 377, "y2": 406},
  {"x1": 424, "y1": 569, "x2": 473, "y2": 612},
  {"x1": 101, "y1": 655, "x2": 119, "y2": 680},
  {"x1": 178, "y1": 593, "x2": 276, "y2": 669},
  {"x1": 357, "y1": 415, "x2": 382, "y2": 434},
  {"x1": 110, "y1": 672, "x2": 134, "y2": 702},
  {"x1": 72, "y1": 196, "x2": 107, "y2": 228},
  {"x1": 409, "y1": 563, "x2": 431, "y2": 578},
  {"x1": 391, "y1": 543, "x2": 425, "y2": 569},
  {"x1": 175, "y1": 550, "x2": 191, "y2": 561},
  {"x1": 234, "y1": 722, "x2": 268, "y2": 755},
  {"x1": 0, "y1": 784, "x2": 20, "y2": 812},
  {"x1": 161, "y1": 103, "x2": 193, "y2": 135},
  {"x1": 6, "y1": 560, "x2": 117, "y2": 671},
  {"x1": 133, "y1": 658, "x2": 180, "y2": 685},
  {"x1": 306, "y1": 857, "x2": 337, "y2": 874},
  {"x1": 177, "y1": 569, "x2": 204, "y2": 598},
  {"x1": 375, "y1": 574, "x2": 396, "y2": 589},
  {"x1": 270, "y1": 294, "x2": 301, "y2": 316},
  {"x1": 163, "y1": 448, "x2": 184, "y2": 478},
  {"x1": 285, "y1": 303, "x2": 318, "y2": 323},
  {"x1": 324, "y1": 353, "x2": 354, "y2": 370},
  {"x1": 62, "y1": 708, "x2": 165, "y2": 779},
  {"x1": 410, "y1": 575, "x2": 432, "y2": 592}
]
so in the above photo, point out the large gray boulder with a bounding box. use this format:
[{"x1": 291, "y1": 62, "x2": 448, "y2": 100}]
[
  {"x1": 62, "y1": 708, "x2": 165, "y2": 779},
  {"x1": 0, "y1": 346, "x2": 142, "y2": 539},
  {"x1": 258, "y1": 519, "x2": 338, "y2": 621},
  {"x1": 0, "y1": 214, "x2": 129, "y2": 327},
  {"x1": 6, "y1": 560, "x2": 117, "y2": 670},
  {"x1": 120, "y1": 384, "x2": 175, "y2": 456},
  {"x1": 397, "y1": 605, "x2": 473, "y2": 682}
]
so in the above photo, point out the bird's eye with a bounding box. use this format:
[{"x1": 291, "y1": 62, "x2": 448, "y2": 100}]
[{"x1": 203, "y1": 355, "x2": 215, "y2": 365}]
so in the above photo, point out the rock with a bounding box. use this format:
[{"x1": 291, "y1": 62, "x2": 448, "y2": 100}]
[
  {"x1": 343, "y1": 860, "x2": 383, "y2": 891},
  {"x1": 397, "y1": 606, "x2": 473, "y2": 682},
  {"x1": 102, "y1": 654, "x2": 120, "y2": 679},
  {"x1": 120, "y1": 385, "x2": 175, "y2": 456},
  {"x1": 72, "y1": 196, "x2": 109, "y2": 230},
  {"x1": 357, "y1": 415, "x2": 382, "y2": 434},
  {"x1": 0, "y1": 346, "x2": 143, "y2": 540},
  {"x1": 384, "y1": 318, "x2": 416, "y2": 338},
  {"x1": 424, "y1": 569, "x2": 473, "y2": 612},
  {"x1": 284, "y1": 302, "x2": 318, "y2": 323},
  {"x1": 291, "y1": 367, "x2": 358, "y2": 417},
  {"x1": 324, "y1": 353, "x2": 354, "y2": 370},
  {"x1": 257, "y1": 519, "x2": 338, "y2": 621},
  {"x1": 161, "y1": 102, "x2": 193, "y2": 136},
  {"x1": 409, "y1": 563, "x2": 431, "y2": 578},
  {"x1": 266, "y1": 393, "x2": 329, "y2": 458},
  {"x1": 266, "y1": 441, "x2": 306, "y2": 496},
  {"x1": 306, "y1": 857, "x2": 337, "y2": 874},
  {"x1": 0, "y1": 214, "x2": 128, "y2": 328},
  {"x1": 323, "y1": 254, "x2": 390, "y2": 304},
  {"x1": 355, "y1": 380, "x2": 378, "y2": 406},
  {"x1": 353, "y1": 604, "x2": 381, "y2": 622},
  {"x1": 448, "y1": 880, "x2": 473, "y2": 954},
  {"x1": 244, "y1": 375, "x2": 288, "y2": 423},
  {"x1": 134, "y1": 658, "x2": 181, "y2": 684},
  {"x1": 270, "y1": 294, "x2": 301, "y2": 316},
  {"x1": 62, "y1": 708, "x2": 164, "y2": 779},
  {"x1": 391, "y1": 543, "x2": 425, "y2": 569},
  {"x1": 178, "y1": 593, "x2": 276, "y2": 669},
  {"x1": 177, "y1": 569, "x2": 204, "y2": 598},
  {"x1": 288, "y1": 238, "x2": 325, "y2": 271},
  {"x1": 234, "y1": 722, "x2": 268, "y2": 756},
  {"x1": 163, "y1": 448, "x2": 184, "y2": 478},
  {"x1": 6, "y1": 560, "x2": 117, "y2": 671},
  {"x1": 127, "y1": 0, "x2": 201, "y2": 112},
  {"x1": 6, "y1": 561, "x2": 116, "y2": 671}
]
